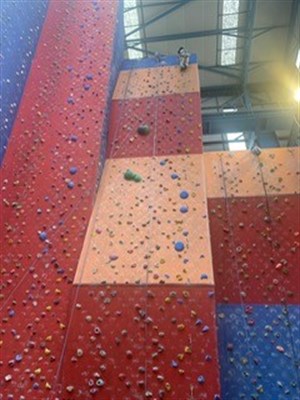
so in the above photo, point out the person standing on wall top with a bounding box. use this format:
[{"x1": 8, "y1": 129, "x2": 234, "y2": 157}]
[{"x1": 178, "y1": 46, "x2": 190, "y2": 70}]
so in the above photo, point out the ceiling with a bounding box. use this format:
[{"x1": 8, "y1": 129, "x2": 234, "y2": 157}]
[{"x1": 124, "y1": 0, "x2": 300, "y2": 150}]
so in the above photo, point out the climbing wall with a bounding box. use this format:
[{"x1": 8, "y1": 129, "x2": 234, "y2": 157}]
[
  {"x1": 0, "y1": 0, "x2": 48, "y2": 163},
  {"x1": 60, "y1": 56, "x2": 221, "y2": 399},
  {"x1": 0, "y1": 0, "x2": 123, "y2": 398},
  {"x1": 204, "y1": 148, "x2": 300, "y2": 399}
]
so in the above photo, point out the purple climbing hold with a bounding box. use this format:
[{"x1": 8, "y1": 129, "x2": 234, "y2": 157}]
[
  {"x1": 197, "y1": 375, "x2": 205, "y2": 384},
  {"x1": 15, "y1": 354, "x2": 23, "y2": 362},
  {"x1": 171, "y1": 360, "x2": 178, "y2": 368},
  {"x1": 202, "y1": 325, "x2": 209, "y2": 333},
  {"x1": 195, "y1": 318, "x2": 202, "y2": 326},
  {"x1": 86, "y1": 73, "x2": 93, "y2": 80},
  {"x1": 201, "y1": 273, "x2": 208, "y2": 280}
]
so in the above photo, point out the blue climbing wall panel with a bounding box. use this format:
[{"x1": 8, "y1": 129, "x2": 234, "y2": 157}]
[
  {"x1": 0, "y1": 0, "x2": 49, "y2": 164},
  {"x1": 217, "y1": 304, "x2": 300, "y2": 400}
]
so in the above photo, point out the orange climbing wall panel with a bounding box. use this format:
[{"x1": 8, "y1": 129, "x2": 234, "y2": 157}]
[
  {"x1": 0, "y1": 0, "x2": 123, "y2": 398},
  {"x1": 112, "y1": 64, "x2": 200, "y2": 100},
  {"x1": 59, "y1": 285, "x2": 220, "y2": 400},
  {"x1": 74, "y1": 154, "x2": 213, "y2": 285},
  {"x1": 204, "y1": 148, "x2": 300, "y2": 198},
  {"x1": 107, "y1": 93, "x2": 202, "y2": 158}
]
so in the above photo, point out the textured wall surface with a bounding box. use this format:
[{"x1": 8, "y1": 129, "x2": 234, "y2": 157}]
[
  {"x1": 205, "y1": 148, "x2": 300, "y2": 399},
  {"x1": 1, "y1": 1, "x2": 299, "y2": 398},
  {"x1": 0, "y1": 0, "x2": 49, "y2": 163},
  {"x1": 0, "y1": 0, "x2": 123, "y2": 398},
  {"x1": 67, "y1": 53, "x2": 221, "y2": 399}
]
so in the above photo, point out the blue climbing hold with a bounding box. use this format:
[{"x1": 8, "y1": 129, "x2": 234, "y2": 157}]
[
  {"x1": 67, "y1": 180, "x2": 75, "y2": 189},
  {"x1": 70, "y1": 134, "x2": 78, "y2": 142},
  {"x1": 197, "y1": 375, "x2": 205, "y2": 384},
  {"x1": 160, "y1": 159, "x2": 167, "y2": 166},
  {"x1": 69, "y1": 166, "x2": 78, "y2": 175},
  {"x1": 171, "y1": 173, "x2": 179, "y2": 179},
  {"x1": 175, "y1": 241, "x2": 185, "y2": 252},
  {"x1": 180, "y1": 190, "x2": 189, "y2": 199},
  {"x1": 171, "y1": 360, "x2": 178, "y2": 368},
  {"x1": 201, "y1": 273, "x2": 208, "y2": 280},
  {"x1": 67, "y1": 97, "x2": 75, "y2": 104},
  {"x1": 86, "y1": 73, "x2": 93, "y2": 80},
  {"x1": 38, "y1": 231, "x2": 47, "y2": 241},
  {"x1": 180, "y1": 205, "x2": 188, "y2": 213}
]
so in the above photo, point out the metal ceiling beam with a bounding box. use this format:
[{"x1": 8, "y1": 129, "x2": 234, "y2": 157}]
[
  {"x1": 125, "y1": 1, "x2": 184, "y2": 12},
  {"x1": 285, "y1": 0, "x2": 300, "y2": 59},
  {"x1": 198, "y1": 64, "x2": 240, "y2": 79},
  {"x1": 125, "y1": 0, "x2": 193, "y2": 38},
  {"x1": 202, "y1": 108, "x2": 294, "y2": 135},
  {"x1": 241, "y1": 0, "x2": 257, "y2": 90},
  {"x1": 200, "y1": 81, "x2": 282, "y2": 98},
  {"x1": 125, "y1": 25, "x2": 287, "y2": 44}
]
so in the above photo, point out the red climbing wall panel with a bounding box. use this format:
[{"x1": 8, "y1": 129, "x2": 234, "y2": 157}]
[
  {"x1": 59, "y1": 285, "x2": 220, "y2": 400},
  {"x1": 0, "y1": 0, "x2": 122, "y2": 398},
  {"x1": 204, "y1": 149, "x2": 300, "y2": 304},
  {"x1": 107, "y1": 93, "x2": 202, "y2": 158},
  {"x1": 208, "y1": 195, "x2": 300, "y2": 304}
]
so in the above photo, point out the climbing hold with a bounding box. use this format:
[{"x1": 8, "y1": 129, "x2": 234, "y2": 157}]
[
  {"x1": 5, "y1": 374, "x2": 12, "y2": 382},
  {"x1": 69, "y1": 166, "x2": 78, "y2": 175},
  {"x1": 76, "y1": 348, "x2": 83, "y2": 358},
  {"x1": 70, "y1": 134, "x2": 78, "y2": 142},
  {"x1": 180, "y1": 190, "x2": 189, "y2": 199},
  {"x1": 38, "y1": 231, "x2": 47, "y2": 241},
  {"x1": 197, "y1": 375, "x2": 205, "y2": 384},
  {"x1": 67, "y1": 180, "x2": 75, "y2": 189},
  {"x1": 96, "y1": 378, "x2": 105, "y2": 387},
  {"x1": 175, "y1": 241, "x2": 185, "y2": 252},
  {"x1": 171, "y1": 173, "x2": 179, "y2": 179},
  {"x1": 124, "y1": 169, "x2": 142, "y2": 182},
  {"x1": 137, "y1": 124, "x2": 150, "y2": 136},
  {"x1": 179, "y1": 205, "x2": 188, "y2": 213}
]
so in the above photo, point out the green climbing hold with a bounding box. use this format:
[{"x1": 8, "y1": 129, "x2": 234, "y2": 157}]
[
  {"x1": 137, "y1": 124, "x2": 150, "y2": 136},
  {"x1": 124, "y1": 169, "x2": 142, "y2": 182}
]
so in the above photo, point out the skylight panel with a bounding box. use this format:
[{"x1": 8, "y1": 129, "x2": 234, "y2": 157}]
[
  {"x1": 296, "y1": 49, "x2": 300, "y2": 70},
  {"x1": 227, "y1": 132, "x2": 246, "y2": 151},
  {"x1": 220, "y1": 0, "x2": 240, "y2": 65},
  {"x1": 124, "y1": 0, "x2": 142, "y2": 59}
]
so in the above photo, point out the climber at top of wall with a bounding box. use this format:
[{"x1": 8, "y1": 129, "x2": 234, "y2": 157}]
[{"x1": 178, "y1": 46, "x2": 190, "y2": 71}]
